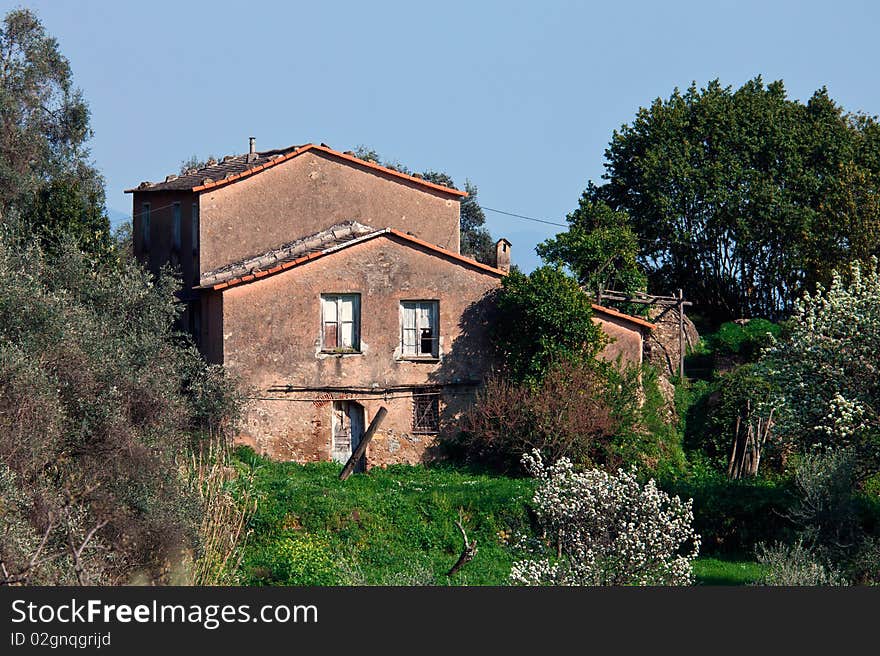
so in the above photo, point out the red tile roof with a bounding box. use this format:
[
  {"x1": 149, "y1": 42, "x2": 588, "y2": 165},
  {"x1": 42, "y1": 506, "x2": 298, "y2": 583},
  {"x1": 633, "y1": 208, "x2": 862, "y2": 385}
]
[
  {"x1": 199, "y1": 227, "x2": 506, "y2": 292},
  {"x1": 126, "y1": 143, "x2": 467, "y2": 197},
  {"x1": 591, "y1": 303, "x2": 655, "y2": 331}
]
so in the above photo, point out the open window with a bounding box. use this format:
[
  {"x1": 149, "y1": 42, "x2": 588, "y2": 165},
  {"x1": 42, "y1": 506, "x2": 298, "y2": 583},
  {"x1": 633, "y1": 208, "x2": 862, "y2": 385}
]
[
  {"x1": 321, "y1": 294, "x2": 361, "y2": 353},
  {"x1": 400, "y1": 300, "x2": 439, "y2": 358}
]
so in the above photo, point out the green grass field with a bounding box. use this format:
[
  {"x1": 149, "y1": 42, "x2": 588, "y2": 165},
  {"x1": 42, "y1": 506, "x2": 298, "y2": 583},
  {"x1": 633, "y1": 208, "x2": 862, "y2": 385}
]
[
  {"x1": 233, "y1": 448, "x2": 762, "y2": 586},
  {"x1": 692, "y1": 557, "x2": 766, "y2": 585}
]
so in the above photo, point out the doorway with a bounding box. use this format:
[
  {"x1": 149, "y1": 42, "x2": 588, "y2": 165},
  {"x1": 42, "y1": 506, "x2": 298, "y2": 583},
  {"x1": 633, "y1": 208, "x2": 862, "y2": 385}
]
[{"x1": 331, "y1": 401, "x2": 366, "y2": 472}]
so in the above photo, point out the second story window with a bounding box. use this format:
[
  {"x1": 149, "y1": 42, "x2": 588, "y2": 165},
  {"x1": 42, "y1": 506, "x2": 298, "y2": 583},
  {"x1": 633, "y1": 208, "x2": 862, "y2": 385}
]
[
  {"x1": 321, "y1": 294, "x2": 360, "y2": 353},
  {"x1": 172, "y1": 203, "x2": 181, "y2": 251},
  {"x1": 401, "y1": 300, "x2": 439, "y2": 358},
  {"x1": 141, "y1": 203, "x2": 151, "y2": 251}
]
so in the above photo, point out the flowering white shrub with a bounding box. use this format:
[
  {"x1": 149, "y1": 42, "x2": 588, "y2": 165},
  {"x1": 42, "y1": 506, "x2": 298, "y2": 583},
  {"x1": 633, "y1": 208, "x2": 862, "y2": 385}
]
[
  {"x1": 763, "y1": 259, "x2": 880, "y2": 473},
  {"x1": 510, "y1": 451, "x2": 700, "y2": 586}
]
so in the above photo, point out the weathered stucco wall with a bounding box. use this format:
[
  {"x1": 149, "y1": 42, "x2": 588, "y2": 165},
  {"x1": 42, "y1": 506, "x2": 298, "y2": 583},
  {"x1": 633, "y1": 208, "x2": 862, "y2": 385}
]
[
  {"x1": 593, "y1": 314, "x2": 646, "y2": 367},
  {"x1": 237, "y1": 388, "x2": 480, "y2": 466},
  {"x1": 218, "y1": 235, "x2": 501, "y2": 464},
  {"x1": 198, "y1": 150, "x2": 462, "y2": 274}
]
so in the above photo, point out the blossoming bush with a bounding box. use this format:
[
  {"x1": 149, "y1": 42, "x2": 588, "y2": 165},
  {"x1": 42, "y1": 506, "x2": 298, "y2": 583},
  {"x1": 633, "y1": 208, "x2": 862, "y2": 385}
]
[
  {"x1": 763, "y1": 259, "x2": 880, "y2": 478},
  {"x1": 510, "y1": 451, "x2": 700, "y2": 585}
]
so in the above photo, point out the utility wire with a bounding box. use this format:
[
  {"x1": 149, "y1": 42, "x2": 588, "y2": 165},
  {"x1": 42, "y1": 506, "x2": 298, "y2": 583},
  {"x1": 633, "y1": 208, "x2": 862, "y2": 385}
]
[{"x1": 481, "y1": 206, "x2": 568, "y2": 228}]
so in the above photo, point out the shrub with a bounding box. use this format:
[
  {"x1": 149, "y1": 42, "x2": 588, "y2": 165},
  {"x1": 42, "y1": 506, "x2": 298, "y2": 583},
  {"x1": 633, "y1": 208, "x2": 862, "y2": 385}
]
[
  {"x1": 492, "y1": 266, "x2": 605, "y2": 384},
  {"x1": 0, "y1": 235, "x2": 242, "y2": 585},
  {"x1": 510, "y1": 451, "x2": 700, "y2": 586},
  {"x1": 763, "y1": 259, "x2": 880, "y2": 479},
  {"x1": 661, "y1": 461, "x2": 794, "y2": 555},
  {"x1": 755, "y1": 540, "x2": 846, "y2": 586},
  {"x1": 454, "y1": 359, "x2": 619, "y2": 473},
  {"x1": 786, "y1": 447, "x2": 862, "y2": 554},
  {"x1": 707, "y1": 319, "x2": 781, "y2": 359}
]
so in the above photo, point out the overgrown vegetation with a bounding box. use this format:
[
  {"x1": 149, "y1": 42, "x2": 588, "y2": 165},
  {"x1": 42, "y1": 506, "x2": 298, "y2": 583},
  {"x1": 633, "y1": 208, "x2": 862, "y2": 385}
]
[
  {"x1": 0, "y1": 232, "x2": 243, "y2": 584},
  {"x1": 0, "y1": 8, "x2": 247, "y2": 586},
  {"x1": 234, "y1": 450, "x2": 534, "y2": 586}
]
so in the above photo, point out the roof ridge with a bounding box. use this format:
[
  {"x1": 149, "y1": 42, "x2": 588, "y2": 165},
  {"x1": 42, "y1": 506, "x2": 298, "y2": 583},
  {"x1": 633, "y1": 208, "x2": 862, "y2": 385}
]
[{"x1": 125, "y1": 143, "x2": 467, "y2": 197}]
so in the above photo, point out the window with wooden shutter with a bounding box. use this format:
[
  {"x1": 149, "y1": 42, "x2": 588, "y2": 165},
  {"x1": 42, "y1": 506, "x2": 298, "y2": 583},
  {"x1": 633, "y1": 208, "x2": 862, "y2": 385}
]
[
  {"x1": 321, "y1": 294, "x2": 360, "y2": 352},
  {"x1": 400, "y1": 301, "x2": 439, "y2": 358}
]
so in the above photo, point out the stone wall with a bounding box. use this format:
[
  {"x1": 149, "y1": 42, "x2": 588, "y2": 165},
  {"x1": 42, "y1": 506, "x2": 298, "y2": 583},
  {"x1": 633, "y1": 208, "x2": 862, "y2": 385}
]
[{"x1": 644, "y1": 306, "x2": 700, "y2": 378}]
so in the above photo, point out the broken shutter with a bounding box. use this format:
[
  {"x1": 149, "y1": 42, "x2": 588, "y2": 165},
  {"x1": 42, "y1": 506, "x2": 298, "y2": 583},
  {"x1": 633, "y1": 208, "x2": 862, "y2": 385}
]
[
  {"x1": 402, "y1": 303, "x2": 418, "y2": 355},
  {"x1": 401, "y1": 301, "x2": 438, "y2": 357},
  {"x1": 322, "y1": 295, "x2": 339, "y2": 349}
]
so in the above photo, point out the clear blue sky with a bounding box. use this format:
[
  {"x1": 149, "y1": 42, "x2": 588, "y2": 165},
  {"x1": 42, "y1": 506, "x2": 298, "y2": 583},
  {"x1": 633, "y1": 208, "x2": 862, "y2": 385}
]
[{"x1": 9, "y1": 0, "x2": 880, "y2": 272}]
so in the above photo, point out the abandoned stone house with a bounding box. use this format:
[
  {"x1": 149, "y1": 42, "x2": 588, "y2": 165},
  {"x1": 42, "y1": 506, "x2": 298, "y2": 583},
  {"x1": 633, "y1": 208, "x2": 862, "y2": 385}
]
[
  {"x1": 127, "y1": 139, "x2": 654, "y2": 470},
  {"x1": 127, "y1": 140, "x2": 513, "y2": 469}
]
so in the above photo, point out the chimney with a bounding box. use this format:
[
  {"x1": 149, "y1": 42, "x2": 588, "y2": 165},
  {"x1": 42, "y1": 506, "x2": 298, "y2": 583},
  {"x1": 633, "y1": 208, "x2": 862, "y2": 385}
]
[
  {"x1": 495, "y1": 238, "x2": 511, "y2": 273},
  {"x1": 247, "y1": 137, "x2": 257, "y2": 162}
]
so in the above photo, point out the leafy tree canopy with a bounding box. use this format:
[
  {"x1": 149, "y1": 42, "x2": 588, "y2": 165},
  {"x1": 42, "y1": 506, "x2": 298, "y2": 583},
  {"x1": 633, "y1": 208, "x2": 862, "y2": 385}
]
[
  {"x1": 537, "y1": 189, "x2": 646, "y2": 300},
  {"x1": 492, "y1": 266, "x2": 605, "y2": 384},
  {"x1": 0, "y1": 8, "x2": 111, "y2": 259},
  {"x1": 587, "y1": 76, "x2": 880, "y2": 322}
]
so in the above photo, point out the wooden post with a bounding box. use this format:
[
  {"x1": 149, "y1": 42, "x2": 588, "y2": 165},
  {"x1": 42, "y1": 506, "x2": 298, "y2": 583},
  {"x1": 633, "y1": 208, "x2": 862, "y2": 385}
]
[
  {"x1": 678, "y1": 288, "x2": 685, "y2": 379},
  {"x1": 339, "y1": 406, "x2": 387, "y2": 480}
]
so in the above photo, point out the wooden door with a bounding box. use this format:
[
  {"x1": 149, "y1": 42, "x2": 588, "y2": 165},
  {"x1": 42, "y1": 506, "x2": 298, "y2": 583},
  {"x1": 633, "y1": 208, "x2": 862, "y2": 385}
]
[{"x1": 331, "y1": 401, "x2": 366, "y2": 472}]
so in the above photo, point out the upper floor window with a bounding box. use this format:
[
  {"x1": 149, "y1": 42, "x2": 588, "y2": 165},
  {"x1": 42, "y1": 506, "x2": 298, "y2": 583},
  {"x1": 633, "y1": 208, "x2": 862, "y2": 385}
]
[
  {"x1": 321, "y1": 294, "x2": 360, "y2": 353},
  {"x1": 401, "y1": 300, "x2": 439, "y2": 358},
  {"x1": 172, "y1": 203, "x2": 181, "y2": 251},
  {"x1": 191, "y1": 203, "x2": 199, "y2": 253},
  {"x1": 141, "y1": 203, "x2": 151, "y2": 251}
]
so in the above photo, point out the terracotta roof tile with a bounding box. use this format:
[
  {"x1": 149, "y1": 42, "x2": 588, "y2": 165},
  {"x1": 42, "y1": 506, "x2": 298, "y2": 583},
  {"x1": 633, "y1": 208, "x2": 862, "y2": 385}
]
[
  {"x1": 197, "y1": 223, "x2": 506, "y2": 291},
  {"x1": 125, "y1": 143, "x2": 467, "y2": 197},
  {"x1": 591, "y1": 303, "x2": 655, "y2": 331}
]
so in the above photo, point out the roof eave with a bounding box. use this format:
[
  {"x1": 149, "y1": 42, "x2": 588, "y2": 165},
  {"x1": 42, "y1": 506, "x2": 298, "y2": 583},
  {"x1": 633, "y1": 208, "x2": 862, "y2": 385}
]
[{"x1": 125, "y1": 143, "x2": 468, "y2": 197}]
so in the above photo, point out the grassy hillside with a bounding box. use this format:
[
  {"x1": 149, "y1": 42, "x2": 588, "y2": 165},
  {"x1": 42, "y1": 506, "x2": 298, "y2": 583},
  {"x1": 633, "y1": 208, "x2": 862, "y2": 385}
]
[
  {"x1": 233, "y1": 448, "x2": 535, "y2": 585},
  {"x1": 232, "y1": 447, "x2": 765, "y2": 586}
]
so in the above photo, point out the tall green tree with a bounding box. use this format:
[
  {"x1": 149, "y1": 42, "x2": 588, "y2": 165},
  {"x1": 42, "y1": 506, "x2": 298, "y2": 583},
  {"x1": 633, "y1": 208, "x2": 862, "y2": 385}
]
[
  {"x1": 588, "y1": 77, "x2": 880, "y2": 322},
  {"x1": 0, "y1": 8, "x2": 110, "y2": 258},
  {"x1": 537, "y1": 189, "x2": 646, "y2": 300}
]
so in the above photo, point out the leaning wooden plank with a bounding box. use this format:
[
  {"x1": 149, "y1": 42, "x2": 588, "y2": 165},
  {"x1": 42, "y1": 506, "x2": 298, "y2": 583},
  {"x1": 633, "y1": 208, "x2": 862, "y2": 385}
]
[{"x1": 339, "y1": 406, "x2": 388, "y2": 480}]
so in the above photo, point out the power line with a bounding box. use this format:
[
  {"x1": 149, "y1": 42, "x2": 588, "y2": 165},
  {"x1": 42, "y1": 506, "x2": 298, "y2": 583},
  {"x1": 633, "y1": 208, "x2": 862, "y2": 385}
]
[{"x1": 481, "y1": 206, "x2": 568, "y2": 228}]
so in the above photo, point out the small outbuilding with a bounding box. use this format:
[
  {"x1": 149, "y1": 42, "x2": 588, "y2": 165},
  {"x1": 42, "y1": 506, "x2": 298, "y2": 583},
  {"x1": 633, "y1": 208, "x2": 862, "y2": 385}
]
[{"x1": 591, "y1": 303, "x2": 655, "y2": 367}]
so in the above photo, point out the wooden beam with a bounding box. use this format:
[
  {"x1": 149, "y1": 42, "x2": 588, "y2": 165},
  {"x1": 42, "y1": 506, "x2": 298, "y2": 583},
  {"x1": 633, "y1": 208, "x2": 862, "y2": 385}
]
[
  {"x1": 339, "y1": 406, "x2": 387, "y2": 480},
  {"x1": 678, "y1": 288, "x2": 685, "y2": 379}
]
